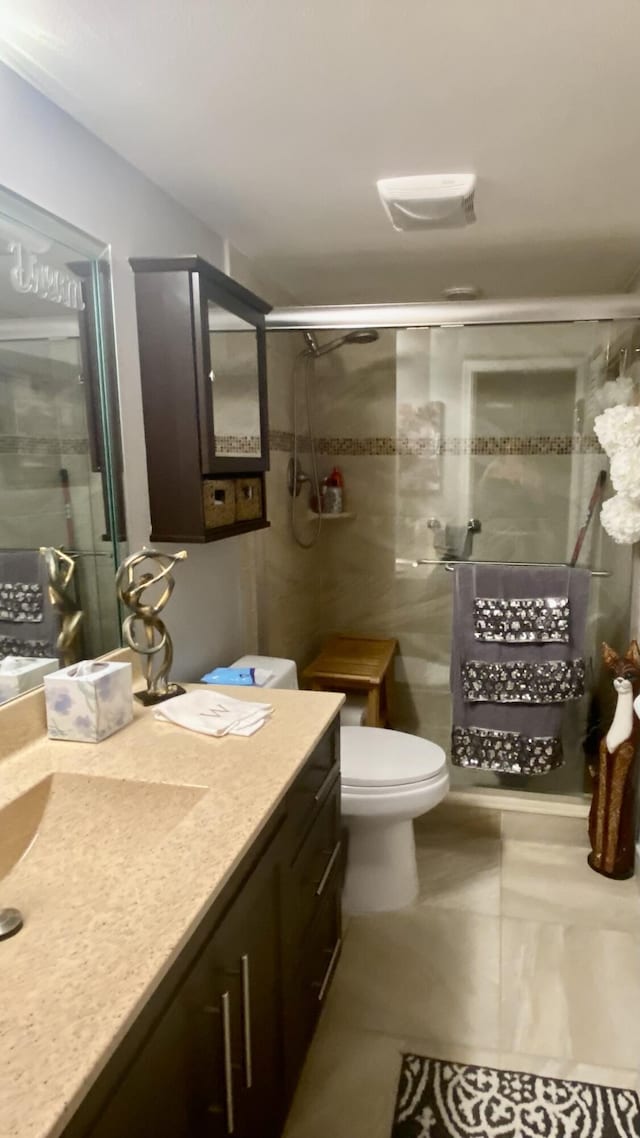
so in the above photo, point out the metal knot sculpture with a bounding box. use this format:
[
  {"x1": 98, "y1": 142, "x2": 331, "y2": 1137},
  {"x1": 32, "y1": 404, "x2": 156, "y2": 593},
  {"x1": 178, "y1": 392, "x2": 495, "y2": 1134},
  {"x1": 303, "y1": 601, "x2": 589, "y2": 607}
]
[
  {"x1": 40, "y1": 546, "x2": 83, "y2": 667},
  {"x1": 116, "y1": 547, "x2": 188, "y2": 705}
]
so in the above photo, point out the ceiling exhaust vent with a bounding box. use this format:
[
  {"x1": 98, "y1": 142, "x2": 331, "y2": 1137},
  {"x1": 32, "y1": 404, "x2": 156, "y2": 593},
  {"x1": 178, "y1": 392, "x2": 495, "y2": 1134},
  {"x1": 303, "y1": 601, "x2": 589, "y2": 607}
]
[{"x1": 376, "y1": 173, "x2": 476, "y2": 231}]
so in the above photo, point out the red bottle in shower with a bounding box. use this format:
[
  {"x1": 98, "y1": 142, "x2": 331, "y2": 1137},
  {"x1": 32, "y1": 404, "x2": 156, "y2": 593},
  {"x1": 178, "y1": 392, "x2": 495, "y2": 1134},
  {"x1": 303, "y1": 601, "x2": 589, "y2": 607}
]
[{"x1": 322, "y1": 466, "x2": 344, "y2": 514}]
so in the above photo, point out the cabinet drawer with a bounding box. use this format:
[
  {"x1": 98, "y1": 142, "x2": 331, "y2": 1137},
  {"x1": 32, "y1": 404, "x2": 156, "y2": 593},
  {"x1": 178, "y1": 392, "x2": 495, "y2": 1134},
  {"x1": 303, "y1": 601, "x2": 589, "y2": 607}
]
[
  {"x1": 288, "y1": 778, "x2": 340, "y2": 959},
  {"x1": 286, "y1": 722, "x2": 339, "y2": 858},
  {"x1": 292, "y1": 886, "x2": 342, "y2": 1069}
]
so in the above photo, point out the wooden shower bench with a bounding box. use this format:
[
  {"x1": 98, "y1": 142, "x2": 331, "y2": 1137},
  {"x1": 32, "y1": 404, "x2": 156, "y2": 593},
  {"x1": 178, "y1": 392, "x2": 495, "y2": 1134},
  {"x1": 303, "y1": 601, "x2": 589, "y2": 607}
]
[{"x1": 303, "y1": 633, "x2": 397, "y2": 728}]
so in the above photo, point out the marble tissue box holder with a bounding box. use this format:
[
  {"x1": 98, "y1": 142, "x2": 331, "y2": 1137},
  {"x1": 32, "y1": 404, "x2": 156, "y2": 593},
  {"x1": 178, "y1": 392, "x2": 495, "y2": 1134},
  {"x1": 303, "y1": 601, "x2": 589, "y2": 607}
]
[{"x1": 44, "y1": 660, "x2": 133, "y2": 742}]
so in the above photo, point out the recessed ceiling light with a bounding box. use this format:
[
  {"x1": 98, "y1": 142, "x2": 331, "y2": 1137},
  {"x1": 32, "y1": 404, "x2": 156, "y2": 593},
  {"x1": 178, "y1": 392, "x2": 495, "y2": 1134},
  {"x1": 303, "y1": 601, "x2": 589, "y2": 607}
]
[{"x1": 376, "y1": 173, "x2": 476, "y2": 231}]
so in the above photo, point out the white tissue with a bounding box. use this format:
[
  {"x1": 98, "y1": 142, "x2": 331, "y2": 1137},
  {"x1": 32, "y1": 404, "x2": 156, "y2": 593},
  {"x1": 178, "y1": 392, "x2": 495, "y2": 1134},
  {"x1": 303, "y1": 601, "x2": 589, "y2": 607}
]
[
  {"x1": 67, "y1": 660, "x2": 111, "y2": 678},
  {"x1": 154, "y1": 689, "x2": 273, "y2": 738}
]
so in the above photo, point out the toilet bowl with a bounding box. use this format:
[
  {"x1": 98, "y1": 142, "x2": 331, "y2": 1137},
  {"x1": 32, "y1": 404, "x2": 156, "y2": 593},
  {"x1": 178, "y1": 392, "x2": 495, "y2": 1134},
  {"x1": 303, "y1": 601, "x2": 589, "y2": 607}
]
[
  {"x1": 230, "y1": 655, "x2": 449, "y2": 913},
  {"x1": 341, "y1": 726, "x2": 448, "y2": 914}
]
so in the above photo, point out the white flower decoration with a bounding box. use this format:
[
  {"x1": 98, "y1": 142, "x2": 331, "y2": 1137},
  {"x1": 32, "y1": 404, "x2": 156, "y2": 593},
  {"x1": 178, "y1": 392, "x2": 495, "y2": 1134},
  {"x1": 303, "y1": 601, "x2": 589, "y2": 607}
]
[
  {"x1": 609, "y1": 448, "x2": 640, "y2": 499},
  {"x1": 594, "y1": 404, "x2": 640, "y2": 456},
  {"x1": 594, "y1": 376, "x2": 637, "y2": 412},
  {"x1": 601, "y1": 493, "x2": 640, "y2": 544}
]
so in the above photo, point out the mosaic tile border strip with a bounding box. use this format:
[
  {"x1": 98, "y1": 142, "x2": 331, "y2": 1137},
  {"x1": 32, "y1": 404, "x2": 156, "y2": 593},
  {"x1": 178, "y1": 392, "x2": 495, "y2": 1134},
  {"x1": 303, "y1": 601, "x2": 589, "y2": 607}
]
[
  {"x1": 444, "y1": 435, "x2": 603, "y2": 456},
  {"x1": 268, "y1": 431, "x2": 604, "y2": 457},
  {"x1": 215, "y1": 434, "x2": 261, "y2": 456},
  {"x1": 0, "y1": 435, "x2": 90, "y2": 456}
]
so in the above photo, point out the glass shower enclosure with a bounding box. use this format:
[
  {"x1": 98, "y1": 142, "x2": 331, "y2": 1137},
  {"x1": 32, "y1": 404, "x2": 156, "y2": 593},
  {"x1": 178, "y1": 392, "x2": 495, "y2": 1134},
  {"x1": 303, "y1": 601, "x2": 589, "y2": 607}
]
[
  {"x1": 393, "y1": 319, "x2": 635, "y2": 795},
  {"x1": 266, "y1": 297, "x2": 640, "y2": 800}
]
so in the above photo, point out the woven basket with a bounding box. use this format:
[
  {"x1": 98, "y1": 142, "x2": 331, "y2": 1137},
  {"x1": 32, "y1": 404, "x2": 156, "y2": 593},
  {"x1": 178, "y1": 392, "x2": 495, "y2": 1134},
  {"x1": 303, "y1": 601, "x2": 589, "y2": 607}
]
[
  {"x1": 202, "y1": 478, "x2": 236, "y2": 528},
  {"x1": 236, "y1": 477, "x2": 263, "y2": 522}
]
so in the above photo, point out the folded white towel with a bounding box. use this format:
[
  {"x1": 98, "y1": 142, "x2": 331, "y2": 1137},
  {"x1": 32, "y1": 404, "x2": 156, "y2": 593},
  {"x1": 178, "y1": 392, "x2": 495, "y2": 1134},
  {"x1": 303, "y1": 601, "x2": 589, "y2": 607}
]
[{"x1": 154, "y1": 689, "x2": 273, "y2": 738}]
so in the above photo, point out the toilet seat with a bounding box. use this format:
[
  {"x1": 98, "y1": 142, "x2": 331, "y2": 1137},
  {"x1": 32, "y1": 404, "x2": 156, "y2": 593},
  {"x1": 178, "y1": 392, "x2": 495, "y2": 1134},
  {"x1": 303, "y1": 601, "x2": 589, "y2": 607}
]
[{"x1": 341, "y1": 726, "x2": 446, "y2": 789}]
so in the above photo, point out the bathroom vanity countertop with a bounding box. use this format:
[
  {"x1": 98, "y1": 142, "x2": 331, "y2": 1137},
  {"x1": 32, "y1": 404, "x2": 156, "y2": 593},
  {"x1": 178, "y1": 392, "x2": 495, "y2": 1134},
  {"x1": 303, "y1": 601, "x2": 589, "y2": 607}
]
[{"x1": 0, "y1": 685, "x2": 344, "y2": 1138}]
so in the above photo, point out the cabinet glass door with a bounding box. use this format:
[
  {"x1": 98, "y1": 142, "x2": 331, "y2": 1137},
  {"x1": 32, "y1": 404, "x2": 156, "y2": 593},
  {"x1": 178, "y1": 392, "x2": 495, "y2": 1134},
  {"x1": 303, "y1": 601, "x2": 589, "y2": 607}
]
[{"x1": 208, "y1": 301, "x2": 262, "y2": 460}]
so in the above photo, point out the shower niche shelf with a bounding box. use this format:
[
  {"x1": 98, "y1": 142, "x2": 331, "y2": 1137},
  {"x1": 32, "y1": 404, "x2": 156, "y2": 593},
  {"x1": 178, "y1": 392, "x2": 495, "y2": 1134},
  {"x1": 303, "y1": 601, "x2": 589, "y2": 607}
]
[
  {"x1": 307, "y1": 510, "x2": 356, "y2": 521},
  {"x1": 130, "y1": 255, "x2": 271, "y2": 543}
]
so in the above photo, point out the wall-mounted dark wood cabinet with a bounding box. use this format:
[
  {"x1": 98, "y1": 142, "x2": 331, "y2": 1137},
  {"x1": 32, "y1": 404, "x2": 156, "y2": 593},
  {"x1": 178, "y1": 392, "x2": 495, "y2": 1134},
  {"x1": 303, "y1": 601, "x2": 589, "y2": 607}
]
[{"x1": 130, "y1": 256, "x2": 271, "y2": 543}]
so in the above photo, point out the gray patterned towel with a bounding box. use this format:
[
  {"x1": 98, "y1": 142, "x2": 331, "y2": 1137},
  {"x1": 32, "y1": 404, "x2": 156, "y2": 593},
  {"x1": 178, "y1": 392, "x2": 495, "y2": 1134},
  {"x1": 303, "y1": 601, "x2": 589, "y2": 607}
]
[{"x1": 450, "y1": 564, "x2": 590, "y2": 774}]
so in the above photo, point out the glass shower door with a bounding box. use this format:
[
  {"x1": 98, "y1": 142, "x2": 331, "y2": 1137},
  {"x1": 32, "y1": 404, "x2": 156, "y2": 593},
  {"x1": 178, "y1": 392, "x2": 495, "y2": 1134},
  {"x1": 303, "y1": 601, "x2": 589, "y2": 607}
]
[{"x1": 394, "y1": 320, "x2": 636, "y2": 796}]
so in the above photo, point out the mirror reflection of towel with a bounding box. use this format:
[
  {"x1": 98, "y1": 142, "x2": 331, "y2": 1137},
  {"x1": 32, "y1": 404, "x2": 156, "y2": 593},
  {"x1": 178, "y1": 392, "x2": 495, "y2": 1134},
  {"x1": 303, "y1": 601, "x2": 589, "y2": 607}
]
[{"x1": 0, "y1": 550, "x2": 58, "y2": 658}]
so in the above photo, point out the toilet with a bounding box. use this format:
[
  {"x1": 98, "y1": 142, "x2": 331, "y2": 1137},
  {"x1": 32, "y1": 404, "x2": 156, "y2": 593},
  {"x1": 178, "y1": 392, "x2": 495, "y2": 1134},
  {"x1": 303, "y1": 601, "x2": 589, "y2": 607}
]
[{"x1": 231, "y1": 655, "x2": 450, "y2": 914}]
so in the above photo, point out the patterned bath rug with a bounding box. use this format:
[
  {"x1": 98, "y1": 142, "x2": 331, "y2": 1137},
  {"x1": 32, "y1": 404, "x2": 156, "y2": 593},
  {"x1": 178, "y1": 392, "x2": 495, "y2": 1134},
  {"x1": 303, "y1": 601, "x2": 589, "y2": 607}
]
[{"x1": 392, "y1": 1054, "x2": 640, "y2": 1137}]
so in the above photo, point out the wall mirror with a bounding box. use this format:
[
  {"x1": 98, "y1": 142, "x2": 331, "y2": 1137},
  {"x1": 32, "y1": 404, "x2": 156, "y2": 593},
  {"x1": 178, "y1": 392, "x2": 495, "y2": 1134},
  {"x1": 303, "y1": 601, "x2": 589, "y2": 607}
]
[
  {"x1": 0, "y1": 185, "x2": 126, "y2": 705},
  {"x1": 196, "y1": 261, "x2": 269, "y2": 475},
  {"x1": 208, "y1": 301, "x2": 262, "y2": 459}
]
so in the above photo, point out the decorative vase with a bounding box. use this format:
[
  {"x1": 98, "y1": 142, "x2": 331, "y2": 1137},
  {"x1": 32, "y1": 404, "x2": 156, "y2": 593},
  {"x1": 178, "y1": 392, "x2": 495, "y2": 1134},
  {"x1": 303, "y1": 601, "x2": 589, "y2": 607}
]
[{"x1": 587, "y1": 640, "x2": 640, "y2": 879}]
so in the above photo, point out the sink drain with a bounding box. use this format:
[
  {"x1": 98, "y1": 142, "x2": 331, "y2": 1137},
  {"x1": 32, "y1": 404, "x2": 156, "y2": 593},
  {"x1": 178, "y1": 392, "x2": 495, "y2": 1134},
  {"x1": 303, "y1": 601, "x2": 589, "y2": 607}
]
[{"x1": 0, "y1": 908, "x2": 23, "y2": 941}]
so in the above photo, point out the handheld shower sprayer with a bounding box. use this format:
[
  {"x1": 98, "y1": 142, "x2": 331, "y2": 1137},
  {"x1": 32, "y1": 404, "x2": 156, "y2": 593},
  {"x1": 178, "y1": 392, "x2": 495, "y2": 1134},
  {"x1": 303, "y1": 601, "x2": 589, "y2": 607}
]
[{"x1": 289, "y1": 326, "x2": 379, "y2": 548}]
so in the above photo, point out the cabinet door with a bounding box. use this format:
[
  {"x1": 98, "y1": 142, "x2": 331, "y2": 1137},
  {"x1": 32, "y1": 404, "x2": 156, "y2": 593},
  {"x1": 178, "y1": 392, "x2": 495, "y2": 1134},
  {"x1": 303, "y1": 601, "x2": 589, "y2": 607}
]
[
  {"x1": 194, "y1": 272, "x2": 269, "y2": 476},
  {"x1": 206, "y1": 851, "x2": 283, "y2": 1138},
  {"x1": 86, "y1": 965, "x2": 213, "y2": 1138},
  {"x1": 85, "y1": 859, "x2": 282, "y2": 1138}
]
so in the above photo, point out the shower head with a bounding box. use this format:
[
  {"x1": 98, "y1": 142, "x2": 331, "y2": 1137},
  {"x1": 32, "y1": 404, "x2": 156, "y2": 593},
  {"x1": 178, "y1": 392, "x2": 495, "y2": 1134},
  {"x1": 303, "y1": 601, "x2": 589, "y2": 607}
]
[
  {"x1": 302, "y1": 329, "x2": 379, "y2": 357},
  {"x1": 344, "y1": 329, "x2": 379, "y2": 346}
]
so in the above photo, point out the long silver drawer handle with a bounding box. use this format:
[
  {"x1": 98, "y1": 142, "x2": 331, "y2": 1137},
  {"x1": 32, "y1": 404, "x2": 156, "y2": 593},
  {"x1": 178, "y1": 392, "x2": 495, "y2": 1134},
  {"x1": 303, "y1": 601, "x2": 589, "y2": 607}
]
[
  {"x1": 316, "y1": 841, "x2": 342, "y2": 897},
  {"x1": 241, "y1": 954, "x2": 253, "y2": 1089},
  {"x1": 221, "y1": 991, "x2": 235, "y2": 1134},
  {"x1": 314, "y1": 765, "x2": 338, "y2": 803},
  {"x1": 317, "y1": 937, "x2": 342, "y2": 1003}
]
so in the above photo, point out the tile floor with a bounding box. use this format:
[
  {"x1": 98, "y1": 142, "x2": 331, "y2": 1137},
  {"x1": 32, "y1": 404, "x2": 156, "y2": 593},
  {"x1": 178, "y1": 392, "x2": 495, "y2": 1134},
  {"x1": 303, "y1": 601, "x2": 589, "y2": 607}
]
[{"x1": 284, "y1": 804, "x2": 640, "y2": 1138}]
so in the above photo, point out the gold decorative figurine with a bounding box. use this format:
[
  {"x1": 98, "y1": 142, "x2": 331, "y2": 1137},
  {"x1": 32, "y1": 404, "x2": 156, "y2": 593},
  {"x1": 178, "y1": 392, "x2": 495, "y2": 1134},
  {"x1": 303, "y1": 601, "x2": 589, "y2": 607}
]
[
  {"x1": 116, "y1": 547, "x2": 187, "y2": 705},
  {"x1": 39, "y1": 546, "x2": 83, "y2": 667}
]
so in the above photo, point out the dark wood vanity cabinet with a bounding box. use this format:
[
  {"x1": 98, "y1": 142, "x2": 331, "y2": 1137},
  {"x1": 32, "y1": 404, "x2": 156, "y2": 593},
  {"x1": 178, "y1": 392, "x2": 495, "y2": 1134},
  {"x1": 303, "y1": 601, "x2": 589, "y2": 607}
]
[
  {"x1": 80, "y1": 833, "x2": 283, "y2": 1138},
  {"x1": 62, "y1": 720, "x2": 342, "y2": 1138},
  {"x1": 130, "y1": 256, "x2": 271, "y2": 544}
]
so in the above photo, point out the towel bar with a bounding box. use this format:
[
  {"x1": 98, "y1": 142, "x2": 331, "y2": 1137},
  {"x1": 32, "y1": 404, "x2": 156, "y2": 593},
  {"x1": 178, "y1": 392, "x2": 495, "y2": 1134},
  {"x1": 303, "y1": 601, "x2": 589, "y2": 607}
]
[{"x1": 394, "y1": 558, "x2": 610, "y2": 578}]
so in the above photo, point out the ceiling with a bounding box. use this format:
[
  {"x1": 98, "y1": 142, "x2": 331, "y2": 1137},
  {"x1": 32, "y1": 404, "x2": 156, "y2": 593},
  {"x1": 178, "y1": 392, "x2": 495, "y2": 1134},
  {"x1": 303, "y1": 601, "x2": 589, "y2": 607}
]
[{"x1": 2, "y1": 0, "x2": 640, "y2": 304}]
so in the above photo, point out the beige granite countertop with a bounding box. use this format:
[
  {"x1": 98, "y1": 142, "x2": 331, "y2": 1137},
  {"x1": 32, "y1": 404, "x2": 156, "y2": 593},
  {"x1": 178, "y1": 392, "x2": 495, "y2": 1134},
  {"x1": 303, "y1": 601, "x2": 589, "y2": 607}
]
[{"x1": 0, "y1": 683, "x2": 343, "y2": 1138}]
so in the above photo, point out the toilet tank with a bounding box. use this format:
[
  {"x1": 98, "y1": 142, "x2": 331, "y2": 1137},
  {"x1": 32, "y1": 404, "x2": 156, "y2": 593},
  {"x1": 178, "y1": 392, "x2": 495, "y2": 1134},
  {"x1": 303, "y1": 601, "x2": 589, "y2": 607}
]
[
  {"x1": 230, "y1": 655, "x2": 299, "y2": 690},
  {"x1": 230, "y1": 654, "x2": 366, "y2": 723}
]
